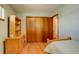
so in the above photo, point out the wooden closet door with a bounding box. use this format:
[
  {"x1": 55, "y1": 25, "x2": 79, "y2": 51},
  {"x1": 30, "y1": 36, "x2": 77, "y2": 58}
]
[
  {"x1": 43, "y1": 17, "x2": 49, "y2": 42},
  {"x1": 35, "y1": 17, "x2": 43, "y2": 42},
  {"x1": 26, "y1": 17, "x2": 36, "y2": 42},
  {"x1": 26, "y1": 16, "x2": 49, "y2": 42}
]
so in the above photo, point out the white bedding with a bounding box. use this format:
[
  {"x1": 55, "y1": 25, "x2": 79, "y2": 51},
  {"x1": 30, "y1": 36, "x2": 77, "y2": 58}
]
[{"x1": 44, "y1": 40, "x2": 79, "y2": 54}]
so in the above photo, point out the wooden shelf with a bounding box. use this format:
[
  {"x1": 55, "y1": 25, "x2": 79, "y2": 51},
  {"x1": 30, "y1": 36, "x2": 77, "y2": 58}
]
[
  {"x1": 15, "y1": 18, "x2": 21, "y2": 36},
  {"x1": 8, "y1": 15, "x2": 21, "y2": 37}
]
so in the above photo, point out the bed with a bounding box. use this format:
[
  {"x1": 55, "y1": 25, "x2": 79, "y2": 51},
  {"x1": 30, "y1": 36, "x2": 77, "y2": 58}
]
[{"x1": 44, "y1": 40, "x2": 79, "y2": 54}]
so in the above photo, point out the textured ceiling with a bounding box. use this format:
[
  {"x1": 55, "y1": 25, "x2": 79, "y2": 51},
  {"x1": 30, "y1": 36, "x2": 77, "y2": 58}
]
[{"x1": 9, "y1": 4, "x2": 63, "y2": 13}]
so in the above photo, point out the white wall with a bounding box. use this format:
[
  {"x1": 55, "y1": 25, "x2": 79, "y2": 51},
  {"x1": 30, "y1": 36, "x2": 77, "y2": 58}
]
[
  {"x1": 0, "y1": 5, "x2": 15, "y2": 53},
  {"x1": 52, "y1": 5, "x2": 79, "y2": 40}
]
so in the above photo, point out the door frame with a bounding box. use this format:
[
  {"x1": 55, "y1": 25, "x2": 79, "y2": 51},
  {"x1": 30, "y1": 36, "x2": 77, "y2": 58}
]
[{"x1": 52, "y1": 14, "x2": 59, "y2": 39}]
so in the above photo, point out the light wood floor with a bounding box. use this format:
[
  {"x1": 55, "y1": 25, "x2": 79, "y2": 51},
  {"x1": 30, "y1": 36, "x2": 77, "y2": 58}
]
[{"x1": 21, "y1": 42, "x2": 47, "y2": 54}]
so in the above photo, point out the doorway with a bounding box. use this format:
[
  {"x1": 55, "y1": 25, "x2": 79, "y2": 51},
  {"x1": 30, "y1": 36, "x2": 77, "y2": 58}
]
[{"x1": 53, "y1": 14, "x2": 59, "y2": 39}]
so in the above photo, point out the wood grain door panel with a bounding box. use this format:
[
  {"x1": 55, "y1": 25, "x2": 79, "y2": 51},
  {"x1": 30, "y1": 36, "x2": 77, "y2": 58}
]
[
  {"x1": 26, "y1": 17, "x2": 36, "y2": 42},
  {"x1": 48, "y1": 17, "x2": 53, "y2": 39},
  {"x1": 26, "y1": 17, "x2": 49, "y2": 42},
  {"x1": 42, "y1": 17, "x2": 49, "y2": 42},
  {"x1": 35, "y1": 17, "x2": 43, "y2": 42}
]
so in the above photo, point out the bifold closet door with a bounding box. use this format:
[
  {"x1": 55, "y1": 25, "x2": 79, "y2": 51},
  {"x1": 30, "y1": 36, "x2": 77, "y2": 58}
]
[
  {"x1": 26, "y1": 17, "x2": 49, "y2": 42},
  {"x1": 26, "y1": 17, "x2": 44, "y2": 42},
  {"x1": 35, "y1": 17, "x2": 43, "y2": 42},
  {"x1": 42, "y1": 17, "x2": 49, "y2": 42},
  {"x1": 26, "y1": 17, "x2": 36, "y2": 42}
]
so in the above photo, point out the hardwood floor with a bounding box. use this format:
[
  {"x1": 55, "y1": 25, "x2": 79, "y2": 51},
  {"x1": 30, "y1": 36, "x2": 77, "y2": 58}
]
[{"x1": 21, "y1": 42, "x2": 47, "y2": 54}]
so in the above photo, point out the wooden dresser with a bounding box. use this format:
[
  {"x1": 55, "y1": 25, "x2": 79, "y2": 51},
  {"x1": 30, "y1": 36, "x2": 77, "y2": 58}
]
[{"x1": 4, "y1": 35, "x2": 26, "y2": 54}]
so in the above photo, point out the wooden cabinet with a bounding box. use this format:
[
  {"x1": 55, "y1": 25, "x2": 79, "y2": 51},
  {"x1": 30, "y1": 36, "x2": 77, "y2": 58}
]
[{"x1": 4, "y1": 35, "x2": 26, "y2": 54}]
